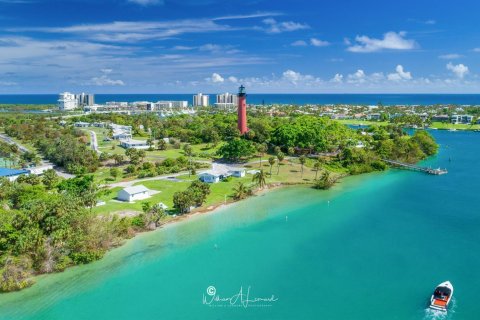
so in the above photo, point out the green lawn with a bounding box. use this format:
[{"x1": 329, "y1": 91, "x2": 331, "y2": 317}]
[
  {"x1": 429, "y1": 122, "x2": 480, "y2": 130},
  {"x1": 93, "y1": 155, "x2": 338, "y2": 216},
  {"x1": 92, "y1": 173, "x2": 250, "y2": 215}
]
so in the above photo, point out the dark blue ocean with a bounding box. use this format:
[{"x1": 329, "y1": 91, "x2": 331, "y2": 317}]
[{"x1": 1, "y1": 94, "x2": 480, "y2": 106}]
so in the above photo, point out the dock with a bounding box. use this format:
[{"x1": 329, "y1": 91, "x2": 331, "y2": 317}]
[{"x1": 383, "y1": 159, "x2": 448, "y2": 175}]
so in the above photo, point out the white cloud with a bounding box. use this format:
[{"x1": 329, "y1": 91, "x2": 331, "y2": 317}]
[
  {"x1": 347, "y1": 70, "x2": 366, "y2": 83},
  {"x1": 87, "y1": 74, "x2": 125, "y2": 86},
  {"x1": 387, "y1": 65, "x2": 412, "y2": 81},
  {"x1": 446, "y1": 62, "x2": 469, "y2": 78},
  {"x1": 261, "y1": 18, "x2": 309, "y2": 34},
  {"x1": 208, "y1": 73, "x2": 224, "y2": 83},
  {"x1": 425, "y1": 19, "x2": 436, "y2": 25},
  {"x1": 473, "y1": 48, "x2": 480, "y2": 53},
  {"x1": 439, "y1": 54, "x2": 462, "y2": 60},
  {"x1": 127, "y1": 0, "x2": 163, "y2": 5},
  {"x1": 331, "y1": 73, "x2": 343, "y2": 83},
  {"x1": 228, "y1": 76, "x2": 238, "y2": 83},
  {"x1": 291, "y1": 40, "x2": 307, "y2": 47},
  {"x1": 347, "y1": 31, "x2": 416, "y2": 53},
  {"x1": 310, "y1": 38, "x2": 330, "y2": 47},
  {"x1": 282, "y1": 69, "x2": 314, "y2": 84}
]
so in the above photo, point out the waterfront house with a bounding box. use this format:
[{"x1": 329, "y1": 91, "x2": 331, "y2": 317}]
[
  {"x1": 431, "y1": 115, "x2": 450, "y2": 123},
  {"x1": 119, "y1": 139, "x2": 149, "y2": 149},
  {"x1": 366, "y1": 113, "x2": 381, "y2": 121},
  {"x1": 451, "y1": 115, "x2": 473, "y2": 124},
  {"x1": 0, "y1": 168, "x2": 29, "y2": 182},
  {"x1": 117, "y1": 185, "x2": 151, "y2": 202},
  {"x1": 198, "y1": 172, "x2": 220, "y2": 183}
]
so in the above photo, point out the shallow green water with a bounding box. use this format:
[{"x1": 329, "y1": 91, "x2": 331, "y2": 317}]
[{"x1": 1, "y1": 130, "x2": 479, "y2": 320}]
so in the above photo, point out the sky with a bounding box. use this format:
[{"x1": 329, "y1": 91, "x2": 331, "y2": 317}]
[{"x1": 1, "y1": 0, "x2": 480, "y2": 94}]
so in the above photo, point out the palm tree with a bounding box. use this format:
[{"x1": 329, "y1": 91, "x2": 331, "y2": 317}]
[
  {"x1": 276, "y1": 152, "x2": 285, "y2": 175},
  {"x1": 257, "y1": 144, "x2": 267, "y2": 167},
  {"x1": 232, "y1": 182, "x2": 250, "y2": 200},
  {"x1": 313, "y1": 158, "x2": 323, "y2": 180},
  {"x1": 252, "y1": 169, "x2": 267, "y2": 189},
  {"x1": 299, "y1": 155, "x2": 306, "y2": 178},
  {"x1": 268, "y1": 157, "x2": 275, "y2": 176}
]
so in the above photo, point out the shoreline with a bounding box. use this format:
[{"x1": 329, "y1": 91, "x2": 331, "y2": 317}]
[{"x1": 0, "y1": 182, "x2": 294, "y2": 295}]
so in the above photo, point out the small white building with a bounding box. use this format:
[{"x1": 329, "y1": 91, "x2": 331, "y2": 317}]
[
  {"x1": 117, "y1": 185, "x2": 151, "y2": 202},
  {"x1": 74, "y1": 121, "x2": 90, "y2": 127},
  {"x1": 28, "y1": 164, "x2": 54, "y2": 175},
  {"x1": 120, "y1": 139, "x2": 149, "y2": 149},
  {"x1": 198, "y1": 172, "x2": 220, "y2": 183},
  {"x1": 229, "y1": 168, "x2": 246, "y2": 177}
]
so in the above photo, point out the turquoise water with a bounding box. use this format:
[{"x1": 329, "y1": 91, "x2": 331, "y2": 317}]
[{"x1": 0, "y1": 130, "x2": 479, "y2": 319}]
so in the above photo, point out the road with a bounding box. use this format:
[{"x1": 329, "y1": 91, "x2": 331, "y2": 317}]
[
  {"x1": 0, "y1": 133, "x2": 30, "y2": 153},
  {"x1": 0, "y1": 132, "x2": 75, "y2": 179}
]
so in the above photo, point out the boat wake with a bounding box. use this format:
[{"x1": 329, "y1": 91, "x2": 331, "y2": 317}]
[{"x1": 423, "y1": 298, "x2": 456, "y2": 320}]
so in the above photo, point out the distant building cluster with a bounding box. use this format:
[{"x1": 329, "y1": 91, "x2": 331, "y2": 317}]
[{"x1": 57, "y1": 92, "x2": 94, "y2": 111}]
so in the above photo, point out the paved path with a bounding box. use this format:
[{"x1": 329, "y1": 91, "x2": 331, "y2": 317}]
[{"x1": 0, "y1": 133, "x2": 30, "y2": 153}]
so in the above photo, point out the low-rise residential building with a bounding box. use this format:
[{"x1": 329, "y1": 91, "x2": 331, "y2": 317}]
[
  {"x1": 117, "y1": 185, "x2": 151, "y2": 202},
  {"x1": 119, "y1": 139, "x2": 149, "y2": 149},
  {"x1": 366, "y1": 113, "x2": 381, "y2": 121},
  {"x1": 74, "y1": 121, "x2": 91, "y2": 127},
  {"x1": 451, "y1": 115, "x2": 473, "y2": 124},
  {"x1": 431, "y1": 115, "x2": 450, "y2": 123}
]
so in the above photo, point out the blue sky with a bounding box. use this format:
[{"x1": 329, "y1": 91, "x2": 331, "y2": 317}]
[{"x1": 1, "y1": 0, "x2": 480, "y2": 93}]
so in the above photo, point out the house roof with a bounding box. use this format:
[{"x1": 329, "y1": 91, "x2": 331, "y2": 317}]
[
  {"x1": 121, "y1": 185, "x2": 150, "y2": 195},
  {"x1": 0, "y1": 168, "x2": 29, "y2": 177},
  {"x1": 199, "y1": 172, "x2": 220, "y2": 177}
]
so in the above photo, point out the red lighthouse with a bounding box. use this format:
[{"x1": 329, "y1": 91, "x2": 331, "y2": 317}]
[{"x1": 237, "y1": 85, "x2": 248, "y2": 135}]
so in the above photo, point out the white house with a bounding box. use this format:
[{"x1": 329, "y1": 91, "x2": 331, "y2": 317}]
[
  {"x1": 113, "y1": 132, "x2": 132, "y2": 140},
  {"x1": 198, "y1": 172, "x2": 220, "y2": 183},
  {"x1": 117, "y1": 185, "x2": 151, "y2": 202},
  {"x1": 120, "y1": 139, "x2": 149, "y2": 149},
  {"x1": 229, "y1": 168, "x2": 246, "y2": 177}
]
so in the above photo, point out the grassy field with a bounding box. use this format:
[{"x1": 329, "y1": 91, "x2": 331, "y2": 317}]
[{"x1": 92, "y1": 159, "x2": 330, "y2": 216}]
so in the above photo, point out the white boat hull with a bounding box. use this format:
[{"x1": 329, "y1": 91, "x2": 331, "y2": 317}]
[{"x1": 429, "y1": 281, "x2": 454, "y2": 311}]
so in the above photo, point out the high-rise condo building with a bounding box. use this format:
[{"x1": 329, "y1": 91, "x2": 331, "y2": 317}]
[{"x1": 193, "y1": 93, "x2": 209, "y2": 107}]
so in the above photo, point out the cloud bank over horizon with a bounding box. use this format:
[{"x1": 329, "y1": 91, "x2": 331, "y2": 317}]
[{"x1": 0, "y1": 0, "x2": 479, "y2": 93}]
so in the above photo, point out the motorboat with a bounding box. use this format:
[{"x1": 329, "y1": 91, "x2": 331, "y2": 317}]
[{"x1": 429, "y1": 281, "x2": 453, "y2": 311}]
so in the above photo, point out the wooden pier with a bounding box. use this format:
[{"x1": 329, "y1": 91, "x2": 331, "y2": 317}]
[{"x1": 383, "y1": 159, "x2": 448, "y2": 175}]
